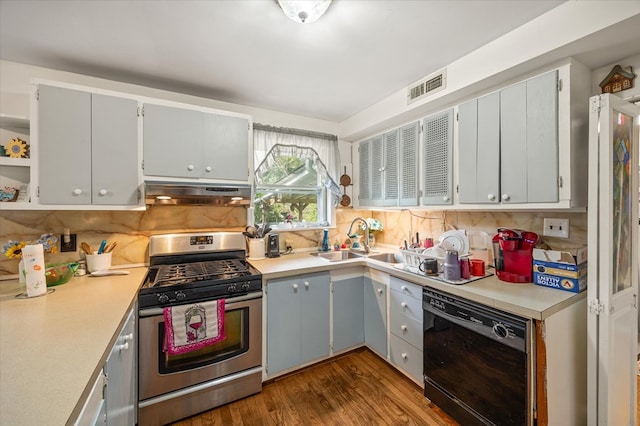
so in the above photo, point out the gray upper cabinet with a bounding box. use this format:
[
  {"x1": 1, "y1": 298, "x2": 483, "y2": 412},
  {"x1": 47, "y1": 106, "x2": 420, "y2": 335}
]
[
  {"x1": 457, "y1": 70, "x2": 559, "y2": 205},
  {"x1": 143, "y1": 103, "x2": 250, "y2": 182},
  {"x1": 38, "y1": 85, "x2": 140, "y2": 206},
  {"x1": 501, "y1": 70, "x2": 558, "y2": 203},
  {"x1": 422, "y1": 109, "x2": 454, "y2": 205},
  {"x1": 399, "y1": 122, "x2": 420, "y2": 206},
  {"x1": 458, "y1": 93, "x2": 500, "y2": 204},
  {"x1": 358, "y1": 122, "x2": 419, "y2": 207}
]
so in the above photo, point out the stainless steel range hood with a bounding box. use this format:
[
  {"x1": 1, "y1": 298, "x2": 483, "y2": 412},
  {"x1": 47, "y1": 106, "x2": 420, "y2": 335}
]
[{"x1": 144, "y1": 182, "x2": 252, "y2": 206}]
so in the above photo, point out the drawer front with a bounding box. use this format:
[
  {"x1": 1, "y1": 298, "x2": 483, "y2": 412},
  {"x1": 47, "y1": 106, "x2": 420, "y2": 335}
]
[
  {"x1": 390, "y1": 277, "x2": 422, "y2": 300},
  {"x1": 389, "y1": 305, "x2": 423, "y2": 349},
  {"x1": 389, "y1": 289, "x2": 423, "y2": 322},
  {"x1": 389, "y1": 334, "x2": 423, "y2": 384}
]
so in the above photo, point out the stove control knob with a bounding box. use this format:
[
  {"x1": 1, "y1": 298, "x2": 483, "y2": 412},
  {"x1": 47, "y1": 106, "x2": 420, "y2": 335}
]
[
  {"x1": 227, "y1": 284, "x2": 237, "y2": 293},
  {"x1": 241, "y1": 282, "x2": 251, "y2": 291},
  {"x1": 175, "y1": 291, "x2": 186, "y2": 301},
  {"x1": 158, "y1": 294, "x2": 169, "y2": 304}
]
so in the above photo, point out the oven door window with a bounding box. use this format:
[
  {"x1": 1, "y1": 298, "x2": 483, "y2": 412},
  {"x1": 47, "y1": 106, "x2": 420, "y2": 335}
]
[
  {"x1": 424, "y1": 313, "x2": 527, "y2": 425},
  {"x1": 158, "y1": 306, "x2": 249, "y2": 373}
]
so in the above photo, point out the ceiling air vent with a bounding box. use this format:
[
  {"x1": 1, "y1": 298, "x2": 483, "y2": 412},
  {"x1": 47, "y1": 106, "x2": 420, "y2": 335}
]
[{"x1": 407, "y1": 69, "x2": 447, "y2": 105}]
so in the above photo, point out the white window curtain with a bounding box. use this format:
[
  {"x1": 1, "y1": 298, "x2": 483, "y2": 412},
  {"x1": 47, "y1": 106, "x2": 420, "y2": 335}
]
[{"x1": 253, "y1": 125, "x2": 341, "y2": 182}]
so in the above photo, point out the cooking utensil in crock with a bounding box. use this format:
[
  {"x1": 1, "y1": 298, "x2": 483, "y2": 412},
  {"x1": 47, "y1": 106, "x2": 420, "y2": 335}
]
[{"x1": 339, "y1": 166, "x2": 351, "y2": 186}]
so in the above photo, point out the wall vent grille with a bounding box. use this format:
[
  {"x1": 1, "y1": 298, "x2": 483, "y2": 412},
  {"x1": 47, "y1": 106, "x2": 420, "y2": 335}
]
[{"x1": 407, "y1": 69, "x2": 446, "y2": 104}]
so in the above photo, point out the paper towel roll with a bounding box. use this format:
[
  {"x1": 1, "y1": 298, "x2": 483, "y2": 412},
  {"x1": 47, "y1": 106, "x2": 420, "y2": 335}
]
[{"x1": 22, "y1": 244, "x2": 47, "y2": 297}]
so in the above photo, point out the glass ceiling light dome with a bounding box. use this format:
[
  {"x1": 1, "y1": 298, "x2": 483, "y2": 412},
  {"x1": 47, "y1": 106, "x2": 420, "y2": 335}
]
[{"x1": 277, "y1": 0, "x2": 332, "y2": 24}]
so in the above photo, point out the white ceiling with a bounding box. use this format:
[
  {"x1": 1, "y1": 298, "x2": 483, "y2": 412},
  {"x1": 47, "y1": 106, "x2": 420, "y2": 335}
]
[{"x1": 0, "y1": 0, "x2": 631, "y2": 123}]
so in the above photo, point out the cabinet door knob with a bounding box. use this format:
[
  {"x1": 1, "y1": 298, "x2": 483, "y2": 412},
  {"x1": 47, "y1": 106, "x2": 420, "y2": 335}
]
[
  {"x1": 401, "y1": 353, "x2": 408, "y2": 360},
  {"x1": 401, "y1": 302, "x2": 407, "y2": 308},
  {"x1": 117, "y1": 342, "x2": 129, "y2": 352},
  {"x1": 377, "y1": 288, "x2": 383, "y2": 295},
  {"x1": 443, "y1": 195, "x2": 450, "y2": 202},
  {"x1": 123, "y1": 333, "x2": 133, "y2": 342},
  {"x1": 292, "y1": 283, "x2": 299, "y2": 290},
  {"x1": 487, "y1": 193, "x2": 496, "y2": 201},
  {"x1": 187, "y1": 164, "x2": 195, "y2": 171},
  {"x1": 401, "y1": 324, "x2": 408, "y2": 332},
  {"x1": 401, "y1": 285, "x2": 407, "y2": 291},
  {"x1": 73, "y1": 188, "x2": 82, "y2": 196},
  {"x1": 304, "y1": 281, "x2": 309, "y2": 288},
  {"x1": 205, "y1": 166, "x2": 212, "y2": 172},
  {"x1": 98, "y1": 189, "x2": 107, "y2": 196},
  {"x1": 501, "y1": 194, "x2": 510, "y2": 201}
]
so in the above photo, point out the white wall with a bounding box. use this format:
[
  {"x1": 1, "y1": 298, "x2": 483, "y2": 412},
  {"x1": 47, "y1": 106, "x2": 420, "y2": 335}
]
[
  {"x1": 0, "y1": 59, "x2": 340, "y2": 134},
  {"x1": 337, "y1": 2, "x2": 640, "y2": 142}
]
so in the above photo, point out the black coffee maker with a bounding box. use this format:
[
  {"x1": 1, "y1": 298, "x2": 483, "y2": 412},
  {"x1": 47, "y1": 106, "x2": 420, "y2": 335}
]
[{"x1": 267, "y1": 233, "x2": 280, "y2": 258}]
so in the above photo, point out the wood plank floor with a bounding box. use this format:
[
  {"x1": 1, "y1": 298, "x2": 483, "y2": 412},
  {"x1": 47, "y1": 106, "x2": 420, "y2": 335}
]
[{"x1": 172, "y1": 348, "x2": 458, "y2": 426}]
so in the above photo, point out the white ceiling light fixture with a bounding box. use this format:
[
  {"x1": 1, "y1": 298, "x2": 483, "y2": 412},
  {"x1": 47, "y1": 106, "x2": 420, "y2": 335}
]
[{"x1": 277, "y1": 0, "x2": 332, "y2": 24}]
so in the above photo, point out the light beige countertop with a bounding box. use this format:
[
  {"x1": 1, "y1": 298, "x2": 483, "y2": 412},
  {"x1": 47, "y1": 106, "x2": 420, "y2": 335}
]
[
  {"x1": 249, "y1": 249, "x2": 586, "y2": 321},
  {"x1": 0, "y1": 250, "x2": 585, "y2": 425},
  {"x1": 0, "y1": 267, "x2": 146, "y2": 426}
]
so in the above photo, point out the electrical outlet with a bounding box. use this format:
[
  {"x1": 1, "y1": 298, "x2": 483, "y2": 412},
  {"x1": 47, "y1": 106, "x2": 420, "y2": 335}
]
[
  {"x1": 60, "y1": 233, "x2": 77, "y2": 252},
  {"x1": 543, "y1": 218, "x2": 569, "y2": 238}
]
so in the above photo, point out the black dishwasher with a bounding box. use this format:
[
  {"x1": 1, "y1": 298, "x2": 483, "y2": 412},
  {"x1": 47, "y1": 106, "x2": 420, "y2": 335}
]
[{"x1": 423, "y1": 288, "x2": 531, "y2": 425}]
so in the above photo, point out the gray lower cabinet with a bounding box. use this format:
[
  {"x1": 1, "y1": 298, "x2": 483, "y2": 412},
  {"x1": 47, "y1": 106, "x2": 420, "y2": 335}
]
[
  {"x1": 74, "y1": 307, "x2": 135, "y2": 426},
  {"x1": 332, "y1": 276, "x2": 364, "y2": 353},
  {"x1": 104, "y1": 307, "x2": 136, "y2": 426},
  {"x1": 143, "y1": 103, "x2": 249, "y2": 182},
  {"x1": 38, "y1": 85, "x2": 140, "y2": 206},
  {"x1": 389, "y1": 277, "x2": 423, "y2": 383},
  {"x1": 266, "y1": 272, "x2": 330, "y2": 376},
  {"x1": 363, "y1": 275, "x2": 387, "y2": 357}
]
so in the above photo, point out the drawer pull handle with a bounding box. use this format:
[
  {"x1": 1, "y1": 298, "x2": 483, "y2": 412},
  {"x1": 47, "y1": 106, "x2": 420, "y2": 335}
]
[
  {"x1": 401, "y1": 285, "x2": 407, "y2": 291},
  {"x1": 401, "y1": 302, "x2": 407, "y2": 308},
  {"x1": 187, "y1": 164, "x2": 195, "y2": 171},
  {"x1": 401, "y1": 325, "x2": 408, "y2": 332},
  {"x1": 304, "y1": 281, "x2": 309, "y2": 288},
  {"x1": 293, "y1": 283, "x2": 299, "y2": 290},
  {"x1": 401, "y1": 353, "x2": 408, "y2": 360},
  {"x1": 73, "y1": 188, "x2": 82, "y2": 196},
  {"x1": 377, "y1": 288, "x2": 383, "y2": 295}
]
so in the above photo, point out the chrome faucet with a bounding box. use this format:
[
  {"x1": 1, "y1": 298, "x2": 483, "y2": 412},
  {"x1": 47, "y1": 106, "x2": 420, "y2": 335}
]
[{"x1": 347, "y1": 217, "x2": 370, "y2": 253}]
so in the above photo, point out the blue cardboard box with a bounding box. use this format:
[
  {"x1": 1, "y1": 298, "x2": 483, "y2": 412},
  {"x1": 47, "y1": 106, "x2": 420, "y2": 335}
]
[{"x1": 532, "y1": 247, "x2": 587, "y2": 293}]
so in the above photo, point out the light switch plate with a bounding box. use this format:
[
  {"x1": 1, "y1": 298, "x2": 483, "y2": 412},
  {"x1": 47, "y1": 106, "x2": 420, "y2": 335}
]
[{"x1": 543, "y1": 218, "x2": 569, "y2": 238}]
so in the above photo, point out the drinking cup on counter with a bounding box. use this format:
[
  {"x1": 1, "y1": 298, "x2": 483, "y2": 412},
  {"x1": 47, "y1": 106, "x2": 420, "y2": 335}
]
[
  {"x1": 419, "y1": 258, "x2": 439, "y2": 276},
  {"x1": 470, "y1": 259, "x2": 485, "y2": 276},
  {"x1": 86, "y1": 252, "x2": 112, "y2": 273}
]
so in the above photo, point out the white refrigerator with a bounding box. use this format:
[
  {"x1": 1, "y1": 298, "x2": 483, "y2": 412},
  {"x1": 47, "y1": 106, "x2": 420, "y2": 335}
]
[{"x1": 587, "y1": 93, "x2": 639, "y2": 425}]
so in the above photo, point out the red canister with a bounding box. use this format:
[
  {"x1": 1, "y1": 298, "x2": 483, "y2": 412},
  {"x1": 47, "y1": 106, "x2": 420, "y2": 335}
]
[{"x1": 459, "y1": 258, "x2": 470, "y2": 280}]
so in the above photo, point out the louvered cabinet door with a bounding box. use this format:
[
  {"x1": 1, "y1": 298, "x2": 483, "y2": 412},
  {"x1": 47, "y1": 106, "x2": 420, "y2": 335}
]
[
  {"x1": 422, "y1": 109, "x2": 454, "y2": 205},
  {"x1": 383, "y1": 129, "x2": 399, "y2": 206},
  {"x1": 370, "y1": 135, "x2": 384, "y2": 206},
  {"x1": 399, "y1": 122, "x2": 420, "y2": 206},
  {"x1": 358, "y1": 140, "x2": 371, "y2": 206}
]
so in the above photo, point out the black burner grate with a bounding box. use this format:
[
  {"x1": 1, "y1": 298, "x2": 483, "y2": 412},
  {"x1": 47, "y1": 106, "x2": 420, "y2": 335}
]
[{"x1": 151, "y1": 259, "x2": 251, "y2": 287}]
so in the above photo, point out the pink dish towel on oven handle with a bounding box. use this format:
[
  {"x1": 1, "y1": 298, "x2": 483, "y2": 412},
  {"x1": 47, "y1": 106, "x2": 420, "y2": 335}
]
[{"x1": 163, "y1": 299, "x2": 226, "y2": 355}]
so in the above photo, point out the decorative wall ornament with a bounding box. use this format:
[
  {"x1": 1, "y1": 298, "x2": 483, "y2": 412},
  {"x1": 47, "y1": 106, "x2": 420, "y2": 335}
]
[{"x1": 599, "y1": 65, "x2": 635, "y2": 94}]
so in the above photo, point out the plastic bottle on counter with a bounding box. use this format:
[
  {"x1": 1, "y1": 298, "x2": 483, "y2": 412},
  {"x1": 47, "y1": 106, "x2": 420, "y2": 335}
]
[{"x1": 443, "y1": 250, "x2": 461, "y2": 281}]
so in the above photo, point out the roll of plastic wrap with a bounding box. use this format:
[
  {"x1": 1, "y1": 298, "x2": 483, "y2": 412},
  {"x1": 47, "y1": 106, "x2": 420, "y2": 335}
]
[{"x1": 22, "y1": 244, "x2": 47, "y2": 297}]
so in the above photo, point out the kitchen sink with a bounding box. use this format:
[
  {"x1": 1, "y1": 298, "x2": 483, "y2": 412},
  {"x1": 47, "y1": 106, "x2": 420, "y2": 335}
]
[
  {"x1": 310, "y1": 251, "x2": 365, "y2": 262},
  {"x1": 310, "y1": 251, "x2": 402, "y2": 264},
  {"x1": 365, "y1": 252, "x2": 403, "y2": 264}
]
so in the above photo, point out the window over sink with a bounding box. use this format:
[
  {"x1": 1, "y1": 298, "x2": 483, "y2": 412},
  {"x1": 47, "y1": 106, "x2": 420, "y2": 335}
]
[{"x1": 253, "y1": 125, "x2": 341, "y2": 229}]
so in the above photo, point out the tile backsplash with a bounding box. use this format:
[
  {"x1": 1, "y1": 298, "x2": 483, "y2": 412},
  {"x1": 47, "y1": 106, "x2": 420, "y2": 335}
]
[{"x1": 1, "y1": 206, "x2": 587, "y2": 276}]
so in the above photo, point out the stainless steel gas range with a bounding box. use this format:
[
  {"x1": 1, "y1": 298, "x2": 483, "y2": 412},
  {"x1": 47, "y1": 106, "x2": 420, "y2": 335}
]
[{"x1": 137, "y1": 232, "x2": 263, "y2": 426}]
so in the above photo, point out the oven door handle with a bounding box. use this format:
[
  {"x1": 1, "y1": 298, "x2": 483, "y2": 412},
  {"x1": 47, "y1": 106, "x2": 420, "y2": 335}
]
[{"x1": 139, "y1": 290, "x2": 262, "y2": 318}]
